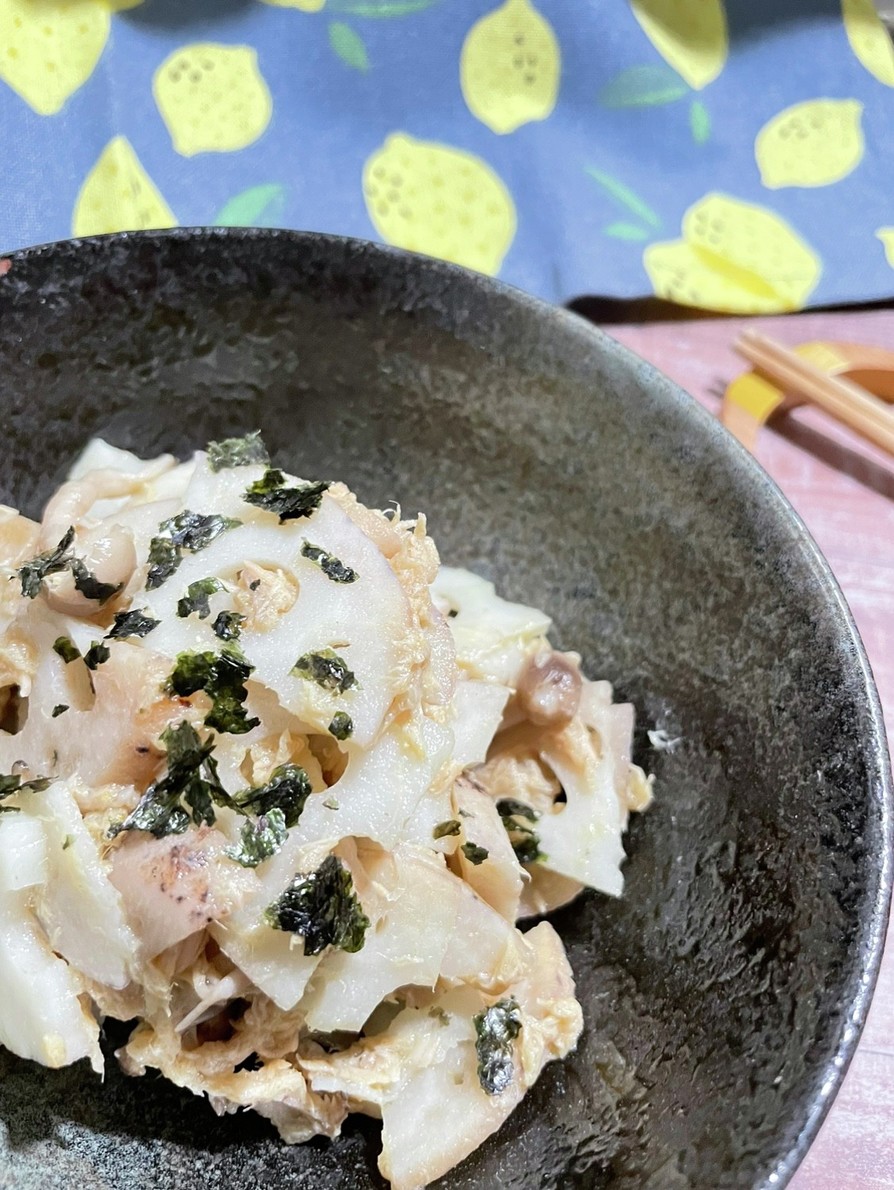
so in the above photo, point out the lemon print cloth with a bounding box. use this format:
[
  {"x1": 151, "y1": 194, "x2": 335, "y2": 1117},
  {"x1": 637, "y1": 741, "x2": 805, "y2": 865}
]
[{"x1": 0, "y1": 0, "x2": 893, "y2": 310}]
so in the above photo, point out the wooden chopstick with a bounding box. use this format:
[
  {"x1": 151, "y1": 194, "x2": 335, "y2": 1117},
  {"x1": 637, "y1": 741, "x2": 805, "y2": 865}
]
[{"x1": 733, "y1": 329, "x2": 894, "y2": 457}]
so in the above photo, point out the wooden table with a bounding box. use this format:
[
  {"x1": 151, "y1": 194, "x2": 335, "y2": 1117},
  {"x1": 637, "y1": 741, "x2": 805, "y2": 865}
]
[{"x1": 606, "y1": 310, "x2": 894, "y2": 1190}]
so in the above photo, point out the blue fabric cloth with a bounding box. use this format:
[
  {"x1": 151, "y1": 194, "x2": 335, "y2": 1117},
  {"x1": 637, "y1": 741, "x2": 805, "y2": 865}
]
[{"x1": 0, "y1": 0, "x2": 892, "y2": 311}]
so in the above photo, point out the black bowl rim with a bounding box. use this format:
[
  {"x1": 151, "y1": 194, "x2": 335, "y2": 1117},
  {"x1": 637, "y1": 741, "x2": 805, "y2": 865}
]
[{"x1": 3, "y1": 225, "x2": 892, "y2": 1189}]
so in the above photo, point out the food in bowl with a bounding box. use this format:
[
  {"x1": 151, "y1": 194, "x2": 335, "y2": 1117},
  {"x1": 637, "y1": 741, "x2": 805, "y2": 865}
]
[{"x1": 0, "y1": 433, "x2": 652, "y2": 1189}]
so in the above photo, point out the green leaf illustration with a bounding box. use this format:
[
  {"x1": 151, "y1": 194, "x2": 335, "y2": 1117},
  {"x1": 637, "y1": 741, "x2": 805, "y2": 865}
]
[
  {"x1": 585, "y1": 168, "x2": 661, "y2": 230},
  {"x1": 329, "y1": 0, "x2": 440, "y2": 15},
  {"x1": 214, "y1": 184, "x2": 286, "y2": 228},
  {"x1": 690, "y1": 99, "x2": 711, "y2": 144},
  {"x1": 329, "y1": 21, "x2": 370, "y2": 70},
  {"x1": 598, "y1": 64, "x2": 689, "y2": 108},
  {"x1": 603, "y1": 221, "x2": 650, "y2": 241}
]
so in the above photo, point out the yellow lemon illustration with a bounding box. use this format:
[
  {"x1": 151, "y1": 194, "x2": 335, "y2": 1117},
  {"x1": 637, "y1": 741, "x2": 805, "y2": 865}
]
[
  {"x1": 0, "y1": 0, "x2": 110, "y2": 116},
  {"x1": 460, "y1": 0, "x2": 560, "y2": 134},
  {"x1": 755, "y1": 99, "x2": 864, "y2": 189},
  {"x1": 630, "y1": 0, "x2": 727, "y2": 90},
  {"x1": 363, "y1": 133, "x2": 516, "y2": 276},
  {"x1": 644, "y1": 193, "x2": 821, "y2": 313},
  {"x1": 153, "y1": 43, "x2": 272, "y2": 157},
  {"x1": 260, "y1": 0, "x2": 326, "y2": 10},
  {"x1": 72, "y1": 136, "x2": 177, "y2": 237},
  {"x1": 842, "y1": 0, "x2": 894, "y2": 86},
  {"x1": 101, "y1": 0, "x2": 145, "y2": 10},
  {"x1": 877, "y1": 228, "x2": 894, "y2": 268}
]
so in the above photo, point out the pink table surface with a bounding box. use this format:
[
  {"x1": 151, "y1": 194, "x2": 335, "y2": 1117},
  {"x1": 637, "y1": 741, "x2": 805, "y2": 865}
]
[{"x1": 605, "y1": 310, "x2": 894, "y2": 1190}]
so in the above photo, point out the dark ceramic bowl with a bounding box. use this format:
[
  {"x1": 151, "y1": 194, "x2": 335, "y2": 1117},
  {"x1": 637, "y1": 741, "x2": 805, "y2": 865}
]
[{"x1": 0, "y1": 229, "x2": 890, "y2": 1190}]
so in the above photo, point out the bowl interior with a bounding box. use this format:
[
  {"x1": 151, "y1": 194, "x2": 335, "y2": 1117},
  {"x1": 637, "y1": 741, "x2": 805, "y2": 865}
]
[{"x1": 0, "y1": 229, "x2": 889, "y2": 1190}]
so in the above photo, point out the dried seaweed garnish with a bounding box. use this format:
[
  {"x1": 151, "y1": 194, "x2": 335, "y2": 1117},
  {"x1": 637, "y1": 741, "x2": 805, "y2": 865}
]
[
  {"x1": 225, "y1": 809, "x2": 287, "y2": 867},
  {"x1": 291, "y1": 649, "x2": 356, "y2": 694},
  {"x1": 69, "y1": 558, "x2": 123, "y2": 605},
  {"x1": 107, "y1": 721, "x2": 232, "y2": 839},
  {"x1": 473, "y1": 998, "x2": 522, "y2": 1095},
  {"x1": 17, "y1": 528, "x2": 75, "y2": 598},
  {"x1": 83, "y1": 641, "x2": 111, "y2": 671},
  {"x1": 106, "y1": 609, "x2": 160, "y2": 640},
  {"x1": 0, "y1": 773, "x2": 51, "y2": 800},
  {"x1": 52, "y1": 636, "x2": 81, "y2": 665},
  {"x1": 146, "y1": 535, "x2": 182, "y2": 589},
  {"x1": 496, "y1": 799, "x2": 546, "y2": 866},
  {"x1": 232, "y1": 763, "x2": 312, "y2": 828},
  {"x1": 243, "y1": 469, "x2": 329, "y2": 523},
  {"x1": 265, "y1": 855, "x2": 369, "y2": 955},
  {"x1": 433, "y1": 819, "x2": 461, "y2": 839},
  {"x1": 300, "y1": 541, "x2": 357, "y2": 584},
  {"x1": 328, "y1": 711, "x2": 353, "y2": 740},
  {"x1": 211, "y1": 610, "x2": 244, "y2": 641},
  {"x1": 146, "y1": 511, "x2": 241, "y2": 589},
  {"x1": 177, "y1": 577, "x2": 225, "y2": 620},
  {"x1": 168, "y1": 647, "x2": 260, "y2": 736},
  {"x1": 18, "y1": 528, "x2": 122, "y2": 604},
  {"x1": 461, "y1": 841, "x2": 489, "y2": 865},
  {"x1": 207, "y1": 431, "x2": 269, "y2": 472}
]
